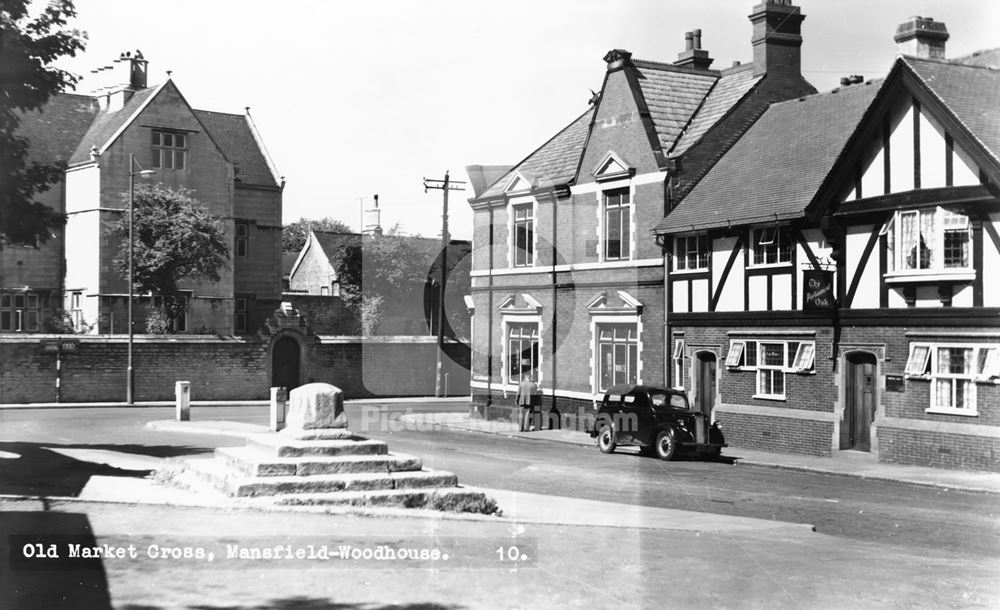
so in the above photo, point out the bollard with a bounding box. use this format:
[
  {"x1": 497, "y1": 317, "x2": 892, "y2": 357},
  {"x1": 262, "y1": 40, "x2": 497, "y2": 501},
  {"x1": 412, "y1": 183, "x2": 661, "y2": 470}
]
[
  {"x1": 175, "y1": 381, "x2": 191, "y2": 421},
  {"x1": 269, "y1": 386, "x2": 287, "y2": 431}
]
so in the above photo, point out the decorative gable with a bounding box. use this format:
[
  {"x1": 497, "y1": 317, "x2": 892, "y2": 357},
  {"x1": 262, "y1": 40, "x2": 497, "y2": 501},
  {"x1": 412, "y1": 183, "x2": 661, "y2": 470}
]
[
  {"x1": 586, "y1": 290, "x2": 643, "y2": 314},
  {"x1": 504, "y1": 171, "x2": 535, "y2": 195},
  {"x1": 848, "y1": 95, "x2": 981, "y2": 203},
  {"x1": 592, "y1": 151, "x2": 635, "y2": 182},
  {"x1": 498, "y1": 293, "x2": 542, "y2": 314}
]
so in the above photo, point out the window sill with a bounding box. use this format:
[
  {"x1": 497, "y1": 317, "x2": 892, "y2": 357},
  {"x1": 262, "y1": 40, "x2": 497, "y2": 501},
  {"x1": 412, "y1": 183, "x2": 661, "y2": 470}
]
[
  {"x1": 752, "y1": 394, "x2": 787, "y2": 402},
  {"x1": 884, "y1": 270, "x2": 975, "y2": 284},
  {"x1": 672, "y1": 268, "x2": 708, "y2": 275},
  {"x1": 925, "y1": 407, "x2": 978, "y2": 417},
  {"x1": 747, "y1": 262, "x2": 792, "y2": 270}
]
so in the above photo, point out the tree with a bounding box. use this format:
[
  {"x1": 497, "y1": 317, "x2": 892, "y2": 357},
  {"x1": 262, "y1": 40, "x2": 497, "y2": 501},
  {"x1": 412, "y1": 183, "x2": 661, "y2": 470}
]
[
  {"x1": 0, "y1": 0, "x2": 86, "y2": 246},
  {"x1": 282, "y1": 216, "x2": 352, "y2": 253},
  {"x1": 331, "y1": 227, "x2": 426, "y2": 335},
  {"x1": 111, "y1": 184, "x2": 230, "y2": 330}
]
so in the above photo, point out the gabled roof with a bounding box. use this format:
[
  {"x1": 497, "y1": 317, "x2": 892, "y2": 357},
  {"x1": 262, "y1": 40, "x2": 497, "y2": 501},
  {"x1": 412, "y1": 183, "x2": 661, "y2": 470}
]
[
  {"x1": 631, "y1": 60, "x2": 718, "y2": 154},
  {"x1": 68, "y1": 86, "x2": 160, "y2": 165},
  {"x1": 672, "y1": 65, "x2": 762, "y2": 155},
  {"x1": 905, "y1": 56, "x2": 1000, "y2": 167},
  {"x1": 195, "y1": 110, "x2": 280, "y2": 187},
  {"x1": 466, "y1": 165, "x2": 514, "y2": 198},
  {"x1": 473, "y1": 55, "x2": 769, "y2": 204},
  {"x1": 478, "y1": 108, "x2": 594, "y2": 199},
  {"x1": 655, "y1": 79, "x2": 883, "y2": 233},
  {"x1": 16, "y1": 93, "x2": 98, "y2": 165}
]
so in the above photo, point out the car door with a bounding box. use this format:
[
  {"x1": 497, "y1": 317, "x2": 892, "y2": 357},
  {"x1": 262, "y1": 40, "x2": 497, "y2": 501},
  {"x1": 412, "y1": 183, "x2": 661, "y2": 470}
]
[
  {"x1": 630, "y1": 390, "x2": 658, "y2": 446},
  {"x1": 617, "y1": 392, "x2": 640, "y2": 444}
]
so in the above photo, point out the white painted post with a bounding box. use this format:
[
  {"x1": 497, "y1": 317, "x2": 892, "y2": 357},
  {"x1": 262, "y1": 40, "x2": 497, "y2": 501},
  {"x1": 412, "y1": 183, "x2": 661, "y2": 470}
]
[
  {"x1": 270, "y1": 387, "x2": 287, "y2": 431},
  {"x1": 175, "y1": 381, "x2": 191, "y2": 421}
]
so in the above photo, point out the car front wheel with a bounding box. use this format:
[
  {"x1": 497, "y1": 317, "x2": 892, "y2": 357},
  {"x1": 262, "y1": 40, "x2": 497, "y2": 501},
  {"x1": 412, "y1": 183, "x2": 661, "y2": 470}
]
[
  {"x1": 597, "y1": 424, "x2": 616, "y2": 454},
  {"x1": 654, "y1": 429, "x2": 676, "y2": 461}
]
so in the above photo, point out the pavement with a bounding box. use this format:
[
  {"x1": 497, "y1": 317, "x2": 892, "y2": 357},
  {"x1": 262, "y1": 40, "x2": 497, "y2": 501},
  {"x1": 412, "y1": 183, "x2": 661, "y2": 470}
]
[{"x1": 396, "y1": 411, "x2": 1000, "y2": 495}]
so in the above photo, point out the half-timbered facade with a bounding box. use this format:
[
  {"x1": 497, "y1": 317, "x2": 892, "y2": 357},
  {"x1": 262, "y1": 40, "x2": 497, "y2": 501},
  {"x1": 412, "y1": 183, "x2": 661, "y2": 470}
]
[
  {"x1": 656, "y1": 17, "x2": 1000, "y2": 471},
  {"x1": 467, "y1": 0, "x2": 815, "y2": 425}
]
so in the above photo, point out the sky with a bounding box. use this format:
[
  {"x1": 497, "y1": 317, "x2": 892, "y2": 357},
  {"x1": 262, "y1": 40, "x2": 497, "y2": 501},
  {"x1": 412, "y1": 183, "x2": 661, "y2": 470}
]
[{"x1": 51, "y1": 0, "x2": 1000, "y2": 240}]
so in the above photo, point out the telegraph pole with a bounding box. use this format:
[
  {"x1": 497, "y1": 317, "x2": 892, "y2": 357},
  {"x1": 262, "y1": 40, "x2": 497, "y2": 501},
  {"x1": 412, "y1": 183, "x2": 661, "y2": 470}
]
[{"x1": 423, "y1": 171, "x2": 466, "y2": 397}]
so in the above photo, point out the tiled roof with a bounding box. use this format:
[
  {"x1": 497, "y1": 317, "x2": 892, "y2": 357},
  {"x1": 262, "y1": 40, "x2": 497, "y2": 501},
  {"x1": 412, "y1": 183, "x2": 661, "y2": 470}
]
[
  {"x1": 194, "y1": 110, "x2": 279, "y2": 187},
  {"x1": 68, "y1": 87, "x2": 158, "y2": 165},
  {"x1": 905, "y1": 56, "x2": 1000, "y2": 165},
  {"x1": 655, "y1": 80, "x2": 883, "y2": 233},
  {"x1": 478, "y1": 108, "x2": 594, "y2": 199},
  {"x1": 16, "y1": 93, "x2": 97, "y2": 165},
  {"x1": 312, "y1": 231, "x2": 360, "y2": 266},
  {"x1": 282, "y1": 252, "x2": 299, "y2": 277},
  {"x1": 632, "y1": 60, "x2": 718, "y2": 153},
  {"x1": 953, "y1": 48, "x2": 1000, "y2": 69},
  {"x1": 672, "y1": 65, "x2": 762, "y2": 155}
]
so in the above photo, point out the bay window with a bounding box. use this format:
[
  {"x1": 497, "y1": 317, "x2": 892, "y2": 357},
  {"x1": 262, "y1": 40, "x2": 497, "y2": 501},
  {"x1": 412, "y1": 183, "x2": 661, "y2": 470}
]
[{"x1": 884, "y1": 207, "x2": 972, "y2": 274}]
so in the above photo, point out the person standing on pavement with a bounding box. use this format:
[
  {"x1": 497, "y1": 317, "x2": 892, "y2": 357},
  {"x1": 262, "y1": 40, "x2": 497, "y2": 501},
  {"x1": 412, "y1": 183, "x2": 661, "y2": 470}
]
[{"x1": 517, "y1": 373, "x2": 538, "y2": 432}]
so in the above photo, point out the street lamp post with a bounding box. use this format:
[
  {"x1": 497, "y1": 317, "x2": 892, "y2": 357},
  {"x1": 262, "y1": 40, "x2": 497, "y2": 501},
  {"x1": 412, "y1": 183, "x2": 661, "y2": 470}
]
[{"x1": 127, "y1": 154, "x2": 155, "y2": 404}]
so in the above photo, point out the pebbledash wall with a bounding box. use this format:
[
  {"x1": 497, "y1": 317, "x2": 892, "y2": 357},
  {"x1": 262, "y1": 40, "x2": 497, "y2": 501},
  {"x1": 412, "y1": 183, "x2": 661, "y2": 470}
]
[{"x1": 0, "y1": 334, "x2": 469, "y2": 403}]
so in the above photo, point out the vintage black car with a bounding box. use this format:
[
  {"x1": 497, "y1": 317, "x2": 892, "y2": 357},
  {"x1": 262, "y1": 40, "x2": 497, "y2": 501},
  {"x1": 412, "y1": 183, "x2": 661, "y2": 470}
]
[{"x1": 588, "y1": 384, "x2": 726, "y2": 460}]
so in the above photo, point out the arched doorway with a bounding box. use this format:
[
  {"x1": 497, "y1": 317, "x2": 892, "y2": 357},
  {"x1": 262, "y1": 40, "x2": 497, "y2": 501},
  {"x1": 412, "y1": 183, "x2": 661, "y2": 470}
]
[
  {"x1": 271, "y1": 336, "x2": 301, "y2": 391},
  {"x1": 841, "y1": 352, "x2": 877, "y2": 452}
]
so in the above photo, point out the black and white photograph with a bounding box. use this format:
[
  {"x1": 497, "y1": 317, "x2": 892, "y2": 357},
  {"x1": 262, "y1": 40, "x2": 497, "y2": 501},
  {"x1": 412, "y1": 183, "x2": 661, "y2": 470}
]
[{"x1": 1, "y1": 0, "x2": 998, "y2": 607}]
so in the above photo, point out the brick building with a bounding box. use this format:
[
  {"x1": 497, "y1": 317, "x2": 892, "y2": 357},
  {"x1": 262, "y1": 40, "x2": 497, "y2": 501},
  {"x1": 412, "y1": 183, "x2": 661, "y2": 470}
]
[
  {"x1": 3, "y1": 51, "x2": 283, "y2": 335},
  {"x1": 288, "y1": 229, "x2": 472, "y2": 337},
  {"x1": 655, "y1": 17, "x2": 1000, "y2": 471},
  {"x1": 467, "y1": 0, "x2": 816, "y2": 425}
]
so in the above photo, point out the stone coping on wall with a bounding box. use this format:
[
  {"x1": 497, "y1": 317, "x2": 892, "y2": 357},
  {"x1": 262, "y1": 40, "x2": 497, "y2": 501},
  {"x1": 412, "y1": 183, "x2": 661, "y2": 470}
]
[
  {"x1": 0, "y1": 333, "x2": 251, "y2": 344},
  {"x1": 317, "y1": 335, "x2": 466, "y2": 344},
  {"x1": 715, "y1": 402, "x2": 839, "y2": 422},
  {"x1": 875, "y1": 415, "x2": 1000, "y2": 438}
]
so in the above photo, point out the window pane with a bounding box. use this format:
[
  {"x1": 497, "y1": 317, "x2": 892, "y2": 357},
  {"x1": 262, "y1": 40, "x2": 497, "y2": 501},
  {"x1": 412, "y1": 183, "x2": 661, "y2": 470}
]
[
  {"x1": 600, "y1": 344, "x2": 613, "y2": 391},
  {"x1": 614, "y1": 344, "x2": 628, "y2": 386},
  {"x1": 26, "y1": 310, "x2": 38, "y2": 331},
  {"x1": 174, "y1": 150, "x2": 185, "y2": 170},
  {"x1": 175, "y1": 133, "x2": 186, "y2": 148},
  {"x1": 745, "y1": 341, "x2": 757, "y2": 367},
  {"x1": 905, "y1": 345, "x2": 930, "y2": 375},
  {"x1": 0, "y1": 311, "x2": 9, "y2": 331},
  {"x1": 620, "y1": 208, "x2": 630, "y2": 259},
  {"x1": 943, "y1": 229, "x2": 969, "y2": 268},
  {"x1": 762, "y1": 343, "x2": 783, "y2": 366},
  {"x1": 628, "y1": 344, "x2": 637, "y2": 385},
  {"x1": 163, "y1": 132, "x2": 173, "y2": 147},
  {"x1": 26, "y1": 293, "x2": 38, "y2": 308},
  {"x1": 725, "y1": 341, "x2": 744, "y2": 367},
  {"x1": 13, "y1": 294, "x2": 24, "y2": 308},
  {"x1": 0, "y1": 294, "x2": 9, "y2": 308},
  {"x1": 606, "y1": 209, "x2": 621, "y2": 259}
]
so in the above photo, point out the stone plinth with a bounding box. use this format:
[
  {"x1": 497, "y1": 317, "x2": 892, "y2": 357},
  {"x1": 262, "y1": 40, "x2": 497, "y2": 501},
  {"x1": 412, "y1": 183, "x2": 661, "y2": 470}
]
[{"x1": 286, "y1": 383, "x2": 348, "y2": 430}]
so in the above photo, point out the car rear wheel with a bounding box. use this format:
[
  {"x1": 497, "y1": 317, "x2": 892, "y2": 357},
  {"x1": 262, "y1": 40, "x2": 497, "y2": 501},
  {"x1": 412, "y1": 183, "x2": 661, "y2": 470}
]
[
  {"x1": 654, "y1": 430, "x2": 676, "y2": 461},
  {"x1": 597, "y1": 424, "x2": 616, "y2": 454}
]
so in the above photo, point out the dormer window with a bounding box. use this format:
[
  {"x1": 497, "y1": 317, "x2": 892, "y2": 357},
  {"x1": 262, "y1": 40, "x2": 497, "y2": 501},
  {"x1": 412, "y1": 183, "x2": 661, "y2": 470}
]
[{"x1": 152, "y1": 129, "x2": 187, "y2": 170}]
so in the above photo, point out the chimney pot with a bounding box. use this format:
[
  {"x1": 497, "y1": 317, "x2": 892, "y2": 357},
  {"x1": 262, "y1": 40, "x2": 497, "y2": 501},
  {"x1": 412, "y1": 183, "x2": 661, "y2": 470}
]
[
  {"x1": 685, "y1": 31, "x2": 694, "y2": 51},
  {"x1": 693, "y1": 29, "x2": 702, "y2": 50}
]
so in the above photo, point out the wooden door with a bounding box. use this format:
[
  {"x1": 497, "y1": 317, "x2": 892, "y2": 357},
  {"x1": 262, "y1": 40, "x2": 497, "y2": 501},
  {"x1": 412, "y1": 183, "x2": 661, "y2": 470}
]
[
  {"x1": 842, "y1": 353, "x2": 876, "y2": 451},
  {"x1": 271, "y1": 336, "x2": 301, "y2": 391},
  {"x1": 695, "y1": 353, "x2": 717, "y2": 444}
]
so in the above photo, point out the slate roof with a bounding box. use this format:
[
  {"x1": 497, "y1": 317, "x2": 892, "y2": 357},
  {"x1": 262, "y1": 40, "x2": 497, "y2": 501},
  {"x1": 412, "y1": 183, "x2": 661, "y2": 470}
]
[
  {"x1": 672, "y1": 65, "x2": 762, "y2": 155},
  {"x1": 632, "y1": 61, "x2": 718, "y2": 154},
  {"x1": 655, "y1": 80, "x2": 883, "y2": 233},
  {"x1": 312, "y1": 231, "x2": 360, "y2": 267},
  {"x1": 953, "y1": 48, "x2": 1000, "y2": 69},
  {"x1": 478, "y1": 108, "x2": 594, "y2": 199},
  {"x1": 194, "y1": 110, "x2": 279, "y2": 187},
  {"x1": 68, "y1": 86, "x2": 158, "y2": 165},
  {"x1": 905, "y1": 56, "x2": 1000, "y2": 166},
  {"x1": 465, "y1": 165, "x2": 513, "y2": 198},
  {"x1": 16, "y1": 93, "x2": 97, "y2": 165},
  {"x1": 475, "y1": 57, "x2": 767, "y2": 202}
]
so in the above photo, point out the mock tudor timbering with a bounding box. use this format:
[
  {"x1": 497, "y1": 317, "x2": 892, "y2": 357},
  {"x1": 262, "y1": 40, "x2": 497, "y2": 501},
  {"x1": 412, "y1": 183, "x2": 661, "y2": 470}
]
[{"x1": 468, "y1": 3, "x2": 1000, "y2": 472}]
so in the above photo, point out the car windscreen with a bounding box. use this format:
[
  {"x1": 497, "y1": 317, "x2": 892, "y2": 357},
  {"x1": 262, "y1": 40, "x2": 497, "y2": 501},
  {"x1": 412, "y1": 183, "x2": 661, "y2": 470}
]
[{"x1": 651, "y1": 393, "x2": 688, "y2": 410}]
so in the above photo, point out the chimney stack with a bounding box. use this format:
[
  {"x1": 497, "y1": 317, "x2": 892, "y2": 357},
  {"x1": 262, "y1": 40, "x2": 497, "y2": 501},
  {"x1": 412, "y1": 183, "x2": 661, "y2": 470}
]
[
  {"x1": 675, "y1": 28, "x2": 714, "y2": 70},
  {"x1": 91, "y1": 50, "x2": 149, "y2": 110},
  {"x1": 749, "y1": 0, "x2": 806, "y2": 77},
  {"x1": 895, "y1": 16, "x2": 949, "y2": 59}
]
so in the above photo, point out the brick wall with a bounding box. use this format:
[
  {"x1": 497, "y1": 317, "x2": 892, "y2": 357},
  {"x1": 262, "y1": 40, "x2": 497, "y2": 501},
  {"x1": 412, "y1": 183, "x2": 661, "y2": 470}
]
[
  {"x1": 284, "y1": 294, "x2": 359, "y2": 335},
  {"x1": 0, "y1": 334, "x2": 470, "y2": 403},
  {"x1": 877, "y1": 428, "x2": 1000, "y2": 471}
]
